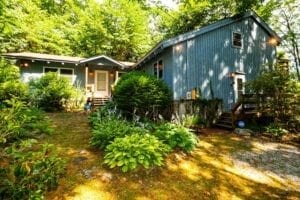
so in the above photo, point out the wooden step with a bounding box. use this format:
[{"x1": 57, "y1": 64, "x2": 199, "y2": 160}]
[
  {"x1": 92, "y1": 97, "x2": 110, "y2": 106},
  {"x1": 214, "y1": 123, "x2": 233, "y2": 129}
]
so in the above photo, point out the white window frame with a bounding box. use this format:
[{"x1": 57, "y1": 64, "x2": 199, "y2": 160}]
[
  {"x1": 233, "y1": 74, "x2": 246, "y2": 103},
  {"x1": 232, "y1": 32, "x2": 243, "y2": 48},
  {"x1": 43, "y1": 67, "x2": 75, "y2": 83},
  {"x1": 153, "y1": 59, "x2": 164, "y2": 79}
]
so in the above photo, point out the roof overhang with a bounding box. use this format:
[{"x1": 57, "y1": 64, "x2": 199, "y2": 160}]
[{"x1": 2, "y1": 52, "x2": 83, "y2": 64}]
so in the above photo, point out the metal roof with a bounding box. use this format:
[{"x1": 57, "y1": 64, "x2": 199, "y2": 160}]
[{"x1": 135, "y1": 11, "x2": 280, "y2": 67}]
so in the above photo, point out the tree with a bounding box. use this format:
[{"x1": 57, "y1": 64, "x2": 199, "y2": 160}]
[
  {"x1": 271, "y1": 0, "x2": 300, "y2": 80},
  {"x1": 246, "y1": 63, "x2": 300, "y2": 124},
  {"x1": 158, "y1": 0, "x2": 279, "y2": 38},
  {"x1": 100, "y1": 0, "x2": 153, "y2": 61}
]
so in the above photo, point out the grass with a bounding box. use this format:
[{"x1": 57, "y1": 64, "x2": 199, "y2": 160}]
[{"x1": 42, "y1": 112, "x2": 300, "y2": 200}]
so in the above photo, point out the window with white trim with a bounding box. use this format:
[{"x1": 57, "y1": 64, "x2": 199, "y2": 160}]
[
  {"x1": 232, "y1": 32, "x2": 242, "y2": 48},
  {"x1": 153, "y1": 60, "x2": 163, "y2": 79},
  {"x1": 43, "y1": 67, "x2": 74, "y2": 83}
]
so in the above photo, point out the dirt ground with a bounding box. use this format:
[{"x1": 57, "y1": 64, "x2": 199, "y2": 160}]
[{"x1": 43, "y1": 112, "x2": 300, "y2": 200}]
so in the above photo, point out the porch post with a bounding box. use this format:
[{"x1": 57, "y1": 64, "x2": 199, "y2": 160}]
[{"x1": 85, "y1": 65, "x2": 88, "y2": 92}]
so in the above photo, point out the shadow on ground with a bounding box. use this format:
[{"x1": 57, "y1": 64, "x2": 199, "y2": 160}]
[{"x1": 43, "y1": 113, "x2": 300, "y2": 200}]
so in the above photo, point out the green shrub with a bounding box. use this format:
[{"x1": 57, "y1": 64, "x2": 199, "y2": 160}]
[
  {"x1": 90, "y1": 117, "x2": 141, "y2": 150},
  {"x1": 89, "y1": 101, "x2": 120, "y2": 126},
  {"x1": 0, "y1": 59, "x2": 28, "y2": 102},
  {"x1": 181, "y1": 115, "x2": 204, "y2": 128},
  {"x1": 265, "y1": 123, "x2": 288, "y2": 138},
  {"x1": 0, "y1": 139, "x2": 66, "y2": 199},
  {"x1": 104, "y1": 134, "x2": 170, "y2": 172},
  {"x1": 153, "y1": 123, "x2": 198, "y2": 152},
  {"x1": 0, "y1": 99, "x2": 52, "y2": 144},
  {"x1": 29, "y1": 72, "x2": 76, "y2": 111},
  {"x1": 113, "y1": 72, "x2": 172, "y2": 119}
]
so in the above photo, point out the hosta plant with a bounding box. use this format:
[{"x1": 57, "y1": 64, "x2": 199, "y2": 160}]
[
  {"x1": 104, "y1": 134, "x2": 170, "y2": 172},
  {"x1": 153, "y1": 123, "x2": 198, "y2": 152}
]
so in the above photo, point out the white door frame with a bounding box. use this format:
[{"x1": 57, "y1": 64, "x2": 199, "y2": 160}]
[
  {"x1": 94, "y1": 70, "x2": 109, "y2": 97},
  {"x1": 233, "y1": 74, "x2": 246, "y2": 103}
]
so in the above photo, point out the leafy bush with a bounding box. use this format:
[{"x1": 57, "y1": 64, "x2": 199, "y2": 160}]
[
  {"x1": 0, "y1": 59, "x2": 28, "y2": 102},
  {"x1": 90, "y1": 117, "x2": 142, "y2": 150},
  {"x1": 0, "y1": 99, "x2": 52, "y2": 144},
  {"x1": 104, "y1": 134, "x2": 170, "y2": 172},
  {"x1": 113, "y1": 72, "x2": 172, "y2": 119},
  {"x1": 265, "y1": 123, "x2": 288, "y2": 138},
  {"x1": 89, "y1": 103, "x2": 149, "y2": 150},
  {"x1": 180, "y1": 115, "x2": 204, "y2": 128},
  {"x1": 246, "y1": 65, "x2": 300, "y2": 123},
  {"x1": 89, "y1": 101, "x2": 120, "y2": 126},
  {"x1": 153, "y1": 123, "x2": 198, "y2": 152},
  {"x1": 29, "y1": 72, "x2": 76, "y2": 111},
  {"x1": 0, "y1": 139, "x2": 66, "y2": 199}
]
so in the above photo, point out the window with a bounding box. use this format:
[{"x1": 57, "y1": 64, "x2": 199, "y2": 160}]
[
  {"x1": 44, "y1": 68, "x2": 58, "y2": 73},
  {"x1": 60, "y1": 69, "x2": 74, "y2": 83},
  {"x1": 153, "y1": 60, "x2": 163, "y2": 79},
  {"x1": 43, "y1": 67, "x2": 74, "y2": 83},
  {"x1": 232, "y1": 32, "x2": 242, "y2": 48}
]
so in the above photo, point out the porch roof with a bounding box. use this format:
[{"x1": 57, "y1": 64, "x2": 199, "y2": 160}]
[
  {"x1": 2, "y1": 52, "x2": 83, "y2": 63},
  {"x1": 2, "y1": 52, "x2": 135, "y2": 68}
]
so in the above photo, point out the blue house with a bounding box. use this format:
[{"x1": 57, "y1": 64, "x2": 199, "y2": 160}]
[
  {"x1": 135, "y1": 11, "x2": 280, "y2": 111},
  {"x1": 3, "y1": 52, "x2": 134, "y2": 103}
]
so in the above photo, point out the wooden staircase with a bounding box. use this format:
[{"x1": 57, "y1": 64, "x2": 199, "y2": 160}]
[
  {"x1": 215, "y1": 94, "x2": 265, "y2": 129},
  {"x1": 92, "y1": 97, "x2": 110, "y2": 108},
  {"x1": 214, "y1": 112, "x2": 233, "y2": 129}
]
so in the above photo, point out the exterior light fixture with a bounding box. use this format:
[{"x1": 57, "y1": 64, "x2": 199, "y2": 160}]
[
  {"x1": 228, "y1": 72, "x2": 235, "y2": 78},
  {"x1": 175, "y1": 45, "x2": 182, "y2": 51},
  {"x1": 88, "y1": 70, "x2": 93, "y2": 76},
  {"x1": 267, "y1": 37, "x2": 278, "y2": 46}
]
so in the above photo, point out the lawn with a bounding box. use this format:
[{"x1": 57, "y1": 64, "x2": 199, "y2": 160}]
[{"x1": 42, "y1": 112, "x2": 300, "y2": 200}]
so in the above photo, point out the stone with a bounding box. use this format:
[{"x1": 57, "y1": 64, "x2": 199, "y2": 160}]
[
  {"x1": 101, "y1": 172, "x2": 113, "y2": 182},
  {"x1": 82, "y1": 169, "x2": 93, "y2": 179},
  {"x1": 234, "y1": 128, "x2": 253, "y2": 136},
  {"x1": 72, "y1": 156, "x2": 88, "y2": 165}
]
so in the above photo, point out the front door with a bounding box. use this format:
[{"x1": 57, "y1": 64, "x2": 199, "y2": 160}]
[
  {"x1": 95, "y1": 70, "x2": 109, "y2": 97},
  {"x1": 234, "y1": 74, "x2": 245, "y2": 103}
]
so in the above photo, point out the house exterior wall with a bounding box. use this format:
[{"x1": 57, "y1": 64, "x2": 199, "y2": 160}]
[
  {"x1": 141, "y1": 47, "x2": 173, "y2": 91},
  {"x1": 18, "y1": 60, "x2": 85, "y2": 88},
  {"x1": 139, "y1": 17, "x2": 277, "y2": 111}
]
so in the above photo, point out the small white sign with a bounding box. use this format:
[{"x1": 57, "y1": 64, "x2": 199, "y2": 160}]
[{"x1": 186, "y1": 91, "x2": 191, "y2": 100}]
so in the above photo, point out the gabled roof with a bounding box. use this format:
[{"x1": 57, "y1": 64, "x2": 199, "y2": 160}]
[
  {"x1": 135, "y1": 11, "x2": 280, "y2": 68},
  {"x1": 79, "y1": 55, "x2": 126, "y2": 68},
  {"x1": 2, "y1": 52, "x2": 83, "y2": 63}
]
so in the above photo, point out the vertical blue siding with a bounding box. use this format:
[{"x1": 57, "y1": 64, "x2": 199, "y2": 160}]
[
  {"x1": 142, "y1": 47, "x2": 173, "y2": 92},
  {"x1": 138, "y1": 17, "x2": 277, "y2": 111}
]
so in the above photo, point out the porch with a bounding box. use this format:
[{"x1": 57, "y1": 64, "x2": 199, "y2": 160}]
[{"x1": 81, "y1": 55, "x2": 133, "y2": 100}]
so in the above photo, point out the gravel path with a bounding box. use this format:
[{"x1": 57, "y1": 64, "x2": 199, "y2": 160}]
[{"x1": 231, "y1": 141, "x2": 300, "y2": 192}]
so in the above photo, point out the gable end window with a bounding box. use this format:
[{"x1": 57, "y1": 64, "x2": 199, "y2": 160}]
[
  {"x1": 232, "y1": 32, "x2": 242, "y2": 48},
  {"x1": 153, "y1": 60, "x2": 163, "y2": 79}
]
